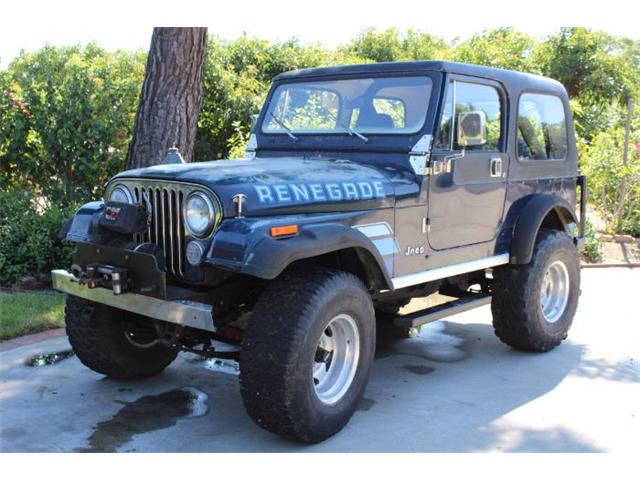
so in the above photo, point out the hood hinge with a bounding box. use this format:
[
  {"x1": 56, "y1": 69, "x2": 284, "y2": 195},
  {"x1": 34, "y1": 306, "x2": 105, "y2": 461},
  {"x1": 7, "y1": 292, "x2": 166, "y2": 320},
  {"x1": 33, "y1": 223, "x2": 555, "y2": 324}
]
[{"x1": 408, "y1": 134, "x2": 433, "y2": 176}]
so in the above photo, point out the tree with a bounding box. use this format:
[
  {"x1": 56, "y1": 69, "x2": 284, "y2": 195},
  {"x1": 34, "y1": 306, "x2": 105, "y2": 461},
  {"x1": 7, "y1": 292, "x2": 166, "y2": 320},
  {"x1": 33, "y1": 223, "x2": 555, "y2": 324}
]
[
  {"x1": 453, "y1": 28, "x2": 535, "y2": 71},
  {"x1": 126, "y1": 27, "x2": 208, "y2": 169},
  {"x1": 533, "y1": 28, "x2": 635, "y2": 106},
  {"x1": 344, "y1": 28, "x2": 450, "y2": 63}
]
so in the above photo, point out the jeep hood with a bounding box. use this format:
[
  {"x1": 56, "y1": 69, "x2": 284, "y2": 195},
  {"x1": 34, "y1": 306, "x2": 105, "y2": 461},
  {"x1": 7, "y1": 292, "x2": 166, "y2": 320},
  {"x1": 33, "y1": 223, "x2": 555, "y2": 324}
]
[{"x1": 114, "y1": 157, "x2": 401, "y2": 217}]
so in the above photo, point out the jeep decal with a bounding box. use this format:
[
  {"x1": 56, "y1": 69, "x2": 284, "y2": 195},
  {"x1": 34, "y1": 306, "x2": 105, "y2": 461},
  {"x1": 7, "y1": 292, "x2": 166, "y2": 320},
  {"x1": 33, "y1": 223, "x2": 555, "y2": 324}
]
[{"x1": 254, "y1": 181, "x2": 386, "y2": 204}]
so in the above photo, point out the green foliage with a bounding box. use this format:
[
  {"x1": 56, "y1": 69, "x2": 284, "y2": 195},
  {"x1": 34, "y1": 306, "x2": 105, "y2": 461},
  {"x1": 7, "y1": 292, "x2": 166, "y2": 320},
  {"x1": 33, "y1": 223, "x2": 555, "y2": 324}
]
[
  {"x1": 0, "y1": 188, "x2": 78, "y2": 285},
  {"x1": 581, "y1": 124, "x2": 640, "y2": 236},
  {"x1": 453, "y1": 28, "x2": 535, "y2": 71},
  {"x1": 344, "y1": 28, "x2": 451, "y2": 62},
  {"x1": 534, "y1": 28, "x2": 634, "y2": 102},
  {"x1": 582, "y1": 217, "x2": 604, "y2": 263},
  {"x1": 0, "y1": 44, "x2": 146, "y2": 205}
]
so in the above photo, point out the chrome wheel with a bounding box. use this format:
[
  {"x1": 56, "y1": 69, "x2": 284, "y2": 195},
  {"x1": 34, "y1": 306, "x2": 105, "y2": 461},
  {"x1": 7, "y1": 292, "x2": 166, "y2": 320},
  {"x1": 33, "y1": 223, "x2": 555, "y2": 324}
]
[
  {"x1": 540, "y1": 260, "x2": 570, "y2": 324},
  {"x1": 312, "y1": 314, "x2": 360, "y2": 405}
]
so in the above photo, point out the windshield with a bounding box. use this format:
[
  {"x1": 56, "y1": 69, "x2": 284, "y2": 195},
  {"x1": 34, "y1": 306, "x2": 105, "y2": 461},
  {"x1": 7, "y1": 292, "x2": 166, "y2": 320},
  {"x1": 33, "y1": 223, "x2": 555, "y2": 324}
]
[{"x1": 262, "y1": 76, "x2": 432, "y2": 135}]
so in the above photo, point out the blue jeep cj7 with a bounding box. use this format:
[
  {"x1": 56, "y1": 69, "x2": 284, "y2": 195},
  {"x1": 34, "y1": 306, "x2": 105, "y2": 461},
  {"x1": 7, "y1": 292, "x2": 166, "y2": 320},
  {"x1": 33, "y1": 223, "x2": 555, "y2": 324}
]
[{"x1": 52, "y1": 61, "x2": 586, "y2": 443}]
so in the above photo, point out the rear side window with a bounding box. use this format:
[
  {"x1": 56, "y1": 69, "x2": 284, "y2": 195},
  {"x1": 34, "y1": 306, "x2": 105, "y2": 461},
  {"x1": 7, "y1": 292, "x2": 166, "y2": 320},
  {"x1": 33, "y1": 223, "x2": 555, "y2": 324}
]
[{"x1": 517, "y1": 94, "x2": 568, "y2": 161}]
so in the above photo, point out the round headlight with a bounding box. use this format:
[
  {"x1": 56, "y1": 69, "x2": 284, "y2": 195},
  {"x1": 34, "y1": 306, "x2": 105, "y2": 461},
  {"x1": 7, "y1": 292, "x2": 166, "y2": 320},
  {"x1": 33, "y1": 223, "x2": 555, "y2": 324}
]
[
  {"x1": 184, "y1": 191, "x2": 215, "y2": 237},
  {"x1": 109, "y1": 184, "x2": 133, "y2": 203}
]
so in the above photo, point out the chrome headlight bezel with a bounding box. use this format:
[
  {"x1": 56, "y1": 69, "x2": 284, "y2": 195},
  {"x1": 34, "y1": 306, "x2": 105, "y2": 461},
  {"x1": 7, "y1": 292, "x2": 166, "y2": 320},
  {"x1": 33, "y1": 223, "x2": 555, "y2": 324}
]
[
  {"x1": 183, "y1": 190, "x2": 218, "y2": 238},
  {"x1": 109, "y1": 184, "x2": 133, "y2": 203}
]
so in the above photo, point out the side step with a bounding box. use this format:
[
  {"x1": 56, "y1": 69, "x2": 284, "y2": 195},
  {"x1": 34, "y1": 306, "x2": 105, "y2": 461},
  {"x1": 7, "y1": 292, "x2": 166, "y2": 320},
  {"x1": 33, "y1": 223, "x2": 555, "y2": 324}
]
[{"x1": 394, "y1": 294, "x2": 491, "y2": 328}]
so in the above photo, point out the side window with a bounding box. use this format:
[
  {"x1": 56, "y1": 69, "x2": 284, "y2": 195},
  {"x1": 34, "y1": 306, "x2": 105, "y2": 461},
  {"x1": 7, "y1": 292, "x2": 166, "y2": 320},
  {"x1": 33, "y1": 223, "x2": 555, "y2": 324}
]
[
  {"x1": 436, "y1": 81, "x2": 502, "y2": 151},
  {"x1": 517, "y1": 94, "x2": 567, "y2": 161}
]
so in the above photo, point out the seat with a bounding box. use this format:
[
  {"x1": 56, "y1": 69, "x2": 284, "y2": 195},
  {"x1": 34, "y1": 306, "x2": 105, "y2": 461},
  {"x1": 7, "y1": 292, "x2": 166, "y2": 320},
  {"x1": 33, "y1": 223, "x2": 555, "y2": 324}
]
[{"x1": 355, "y1": 111, "x2": 395, "y2": 131}]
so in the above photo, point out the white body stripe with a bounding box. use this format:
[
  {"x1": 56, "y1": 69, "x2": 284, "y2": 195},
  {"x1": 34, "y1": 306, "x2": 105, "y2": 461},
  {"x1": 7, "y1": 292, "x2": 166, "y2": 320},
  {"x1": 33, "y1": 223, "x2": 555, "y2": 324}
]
[
  {"x1": 355, "y1": 222, "x2": 393, "y2": 239},
  {"x1": 372, "y1": 237, "x2": 400, "y2": 257},
  {"x1": 391, "y1": 254, "x2": 509, "y2": 290}
]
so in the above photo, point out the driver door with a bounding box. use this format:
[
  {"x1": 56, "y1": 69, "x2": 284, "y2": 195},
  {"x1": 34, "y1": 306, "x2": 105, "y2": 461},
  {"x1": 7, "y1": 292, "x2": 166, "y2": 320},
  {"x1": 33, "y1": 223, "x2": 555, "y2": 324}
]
[{"x1": 427, "y1": 77, "x2": 508, "y2": 250}]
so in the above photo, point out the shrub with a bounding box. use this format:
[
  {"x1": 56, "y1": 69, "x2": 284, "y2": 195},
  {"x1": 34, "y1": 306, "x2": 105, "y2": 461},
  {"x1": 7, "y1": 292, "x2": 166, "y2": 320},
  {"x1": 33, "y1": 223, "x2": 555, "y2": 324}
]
[
  {"x1": 581, "y1": 125, "x2": 640, "y2": 236},
  {"x1": 0, "y1": 44, "x2": 145, "y2": 205},
  {"x1": 581, "y1": 217, "x2": 604, "y2": 263},
  {"x1": 0, "y1": 188, "x2": 77, "y2": 285}
]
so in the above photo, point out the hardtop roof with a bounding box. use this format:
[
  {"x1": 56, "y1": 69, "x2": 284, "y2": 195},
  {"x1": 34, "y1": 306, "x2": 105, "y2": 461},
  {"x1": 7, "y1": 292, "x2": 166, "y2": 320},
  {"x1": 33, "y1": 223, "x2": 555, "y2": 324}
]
[{"x1": 274, "y1": 60, "x2": 567, "y2": 97}]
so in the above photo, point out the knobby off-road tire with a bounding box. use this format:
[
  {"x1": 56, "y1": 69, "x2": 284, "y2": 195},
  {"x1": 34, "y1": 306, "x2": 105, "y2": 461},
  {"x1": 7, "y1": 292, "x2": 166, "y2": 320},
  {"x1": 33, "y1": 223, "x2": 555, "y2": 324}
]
[
  {"x1": 239, "y1": 268, "x2": 376, "y2": 443},
  {"x1": 492, "y1": 229, "x2": 580, "y2": 352},
  {"x1": 65, "y1": 295, "x2": 177, "y2": 379}
]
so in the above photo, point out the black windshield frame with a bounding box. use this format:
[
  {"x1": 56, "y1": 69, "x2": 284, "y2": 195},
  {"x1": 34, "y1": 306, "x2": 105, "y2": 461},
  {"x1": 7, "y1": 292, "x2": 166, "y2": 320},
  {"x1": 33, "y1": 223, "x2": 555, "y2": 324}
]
[{"x1": 254, "y1": 70, "x2": 442, "y2": 153}]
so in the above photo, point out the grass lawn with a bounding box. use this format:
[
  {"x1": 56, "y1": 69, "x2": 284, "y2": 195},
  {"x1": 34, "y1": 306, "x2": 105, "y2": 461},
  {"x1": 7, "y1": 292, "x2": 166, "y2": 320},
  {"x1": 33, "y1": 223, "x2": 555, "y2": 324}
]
[{"x1": 0, "y1": 292, "x2": 65, "y2": 340}]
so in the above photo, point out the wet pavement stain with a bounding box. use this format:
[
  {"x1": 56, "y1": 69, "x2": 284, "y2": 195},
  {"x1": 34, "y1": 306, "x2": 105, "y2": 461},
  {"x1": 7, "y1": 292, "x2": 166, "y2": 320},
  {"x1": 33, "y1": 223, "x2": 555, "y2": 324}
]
[
  {"x1": 24, "y1": 350, "x2": 74, "y2": 367},
  {"x1": 357, "y1": 397, "x2": 376, "y2": 411},
  {"x1": 77, "y1": 387, "x2": 208, "y2": 452},
  {"x1": 376, "y1": 322, "x2": 470, "y2": 363},
  {"x1": 402, "y1": 364, "x2": 435, "y2": 375}
]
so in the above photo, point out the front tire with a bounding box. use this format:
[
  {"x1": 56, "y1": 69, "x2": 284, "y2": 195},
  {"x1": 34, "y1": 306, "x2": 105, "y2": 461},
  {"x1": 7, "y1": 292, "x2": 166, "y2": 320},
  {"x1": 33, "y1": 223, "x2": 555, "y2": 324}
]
[
  {"x1": 492, "y1": 229, "x2": 580, "y2": 352},
  {"x1": 65, "y1": 296, "x2": 178, "y2": 379},
  {"x1": 239, "y1": 268, "x2": 376, "y2": 443}
]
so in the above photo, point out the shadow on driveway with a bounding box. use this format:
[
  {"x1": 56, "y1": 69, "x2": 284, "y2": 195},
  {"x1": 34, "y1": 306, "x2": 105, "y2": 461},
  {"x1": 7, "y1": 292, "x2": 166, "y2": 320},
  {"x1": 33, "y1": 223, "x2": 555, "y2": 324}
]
[{"x1": 0, "y1": 315, "x2": 598, "y2": 452}]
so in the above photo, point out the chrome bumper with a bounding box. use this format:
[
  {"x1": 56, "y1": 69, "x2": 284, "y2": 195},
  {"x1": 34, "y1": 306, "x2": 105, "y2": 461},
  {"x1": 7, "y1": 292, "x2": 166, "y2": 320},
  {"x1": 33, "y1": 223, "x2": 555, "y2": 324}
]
[{"x1": 51, "y1": 269, "x2": 215, "y2": 332}]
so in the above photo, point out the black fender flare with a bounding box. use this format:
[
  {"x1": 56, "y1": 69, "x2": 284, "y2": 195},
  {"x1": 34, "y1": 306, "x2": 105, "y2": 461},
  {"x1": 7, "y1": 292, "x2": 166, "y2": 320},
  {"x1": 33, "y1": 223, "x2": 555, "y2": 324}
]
[
  {"x1": 510, "y1": 194, "x2": 578, "y2": 264},
  {"x1": 207, "y1": 220, "x2": 394, "y2": 290}
]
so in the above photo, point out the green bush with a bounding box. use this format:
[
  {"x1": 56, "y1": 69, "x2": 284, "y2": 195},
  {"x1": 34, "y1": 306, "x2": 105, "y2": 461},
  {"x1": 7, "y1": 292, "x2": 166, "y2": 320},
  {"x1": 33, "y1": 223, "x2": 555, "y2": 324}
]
[
  {"x1": 581, "y1": 125, "x2": 640, "y2": 237},
  {"x1": 0, "y1": 188, "x2": 77, "y2": 285},
  {"x1": 0, "y1": 44, "x2": 145, "y2": 205},
  {"x1": 581, "y1": 217, "x2": 604, "y2": 263}
]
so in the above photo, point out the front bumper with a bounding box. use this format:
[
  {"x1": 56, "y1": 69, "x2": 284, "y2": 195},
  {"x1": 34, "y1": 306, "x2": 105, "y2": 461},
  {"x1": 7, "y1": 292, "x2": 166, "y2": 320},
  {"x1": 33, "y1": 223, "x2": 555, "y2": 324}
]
[{"x1": 52, "y1": 269, "x2": 216, "y2": 332}]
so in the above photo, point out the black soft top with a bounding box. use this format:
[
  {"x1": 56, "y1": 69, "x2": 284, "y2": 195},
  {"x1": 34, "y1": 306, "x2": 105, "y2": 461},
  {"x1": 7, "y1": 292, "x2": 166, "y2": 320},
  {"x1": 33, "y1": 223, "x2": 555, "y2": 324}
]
[{"x1": 274, "y1": 60, "x2": 567, "y2": 98}]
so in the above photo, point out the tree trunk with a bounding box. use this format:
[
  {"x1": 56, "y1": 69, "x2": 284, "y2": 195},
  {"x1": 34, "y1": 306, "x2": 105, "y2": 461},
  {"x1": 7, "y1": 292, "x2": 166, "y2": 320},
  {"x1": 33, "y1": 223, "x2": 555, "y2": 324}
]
[
  {"x1": 126, "y1": 27, "x2": 208, "y2": 169},
  {"x1": 622, "y1": 97, "x2": 633, "y2": 167},
  {"x1": 614, "y1": 98, "x2": 634, "y2": 230}
]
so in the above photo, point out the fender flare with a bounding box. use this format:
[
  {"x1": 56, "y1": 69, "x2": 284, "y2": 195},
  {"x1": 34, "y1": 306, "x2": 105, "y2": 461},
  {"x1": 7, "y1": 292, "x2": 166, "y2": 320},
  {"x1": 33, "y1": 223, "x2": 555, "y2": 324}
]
[
  {"x1": 207, "y1": 220, "x2": 394, "y2": 290},
  {"x1": 510, "y1": 194, "x2": 578, "y2": 264}
]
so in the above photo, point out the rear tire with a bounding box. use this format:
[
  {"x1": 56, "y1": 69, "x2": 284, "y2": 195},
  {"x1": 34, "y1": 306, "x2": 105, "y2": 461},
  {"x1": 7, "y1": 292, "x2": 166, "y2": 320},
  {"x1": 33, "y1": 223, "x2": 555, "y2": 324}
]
[
  {"x1": 65, "y1": 296, "x2": 178, "y2": 379},
  {"x1": 239, "y1": 267, "x2": 376, "y2": 443},
  {"x1": 492, "y1": 229, "x2": 580, "y2": 352}
]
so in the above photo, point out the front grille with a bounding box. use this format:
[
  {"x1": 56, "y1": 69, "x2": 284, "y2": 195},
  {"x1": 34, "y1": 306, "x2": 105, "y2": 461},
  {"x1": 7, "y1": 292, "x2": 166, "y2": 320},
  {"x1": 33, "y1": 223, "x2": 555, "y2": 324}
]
[
  {"x1": 132, "y1": 185, "x2": 185, "y2": 276},
  {"x1": 108, "y1": 179, "x2": 221, "y2": 278}
]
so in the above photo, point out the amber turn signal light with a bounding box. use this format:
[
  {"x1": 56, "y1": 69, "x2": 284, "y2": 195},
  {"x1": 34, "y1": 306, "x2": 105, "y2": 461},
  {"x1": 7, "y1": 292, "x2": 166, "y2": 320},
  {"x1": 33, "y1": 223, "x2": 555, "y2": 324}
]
[{"x1": 270, "y1": 225, "x2": 299, "y2": 237}]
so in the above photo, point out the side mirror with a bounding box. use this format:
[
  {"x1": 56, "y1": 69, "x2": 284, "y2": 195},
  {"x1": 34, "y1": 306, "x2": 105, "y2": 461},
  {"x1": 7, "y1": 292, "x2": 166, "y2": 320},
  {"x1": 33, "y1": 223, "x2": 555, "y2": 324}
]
[{"x1": 457, "y1": 111, "x2": 487, "y2": 147}]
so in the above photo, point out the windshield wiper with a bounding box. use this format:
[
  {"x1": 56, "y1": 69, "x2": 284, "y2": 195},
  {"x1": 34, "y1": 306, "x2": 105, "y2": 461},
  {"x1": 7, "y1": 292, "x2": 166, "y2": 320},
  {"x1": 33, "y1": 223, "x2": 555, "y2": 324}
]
[
  {"x1": 340, "y1": 121, "x2": 368, "y2": 143},
  {"x1": 321, "y1": 107, "x2": 368, "y2": 143},
  {"x1": 268, "y1": 112, "x2": 298, "y2": 142}
]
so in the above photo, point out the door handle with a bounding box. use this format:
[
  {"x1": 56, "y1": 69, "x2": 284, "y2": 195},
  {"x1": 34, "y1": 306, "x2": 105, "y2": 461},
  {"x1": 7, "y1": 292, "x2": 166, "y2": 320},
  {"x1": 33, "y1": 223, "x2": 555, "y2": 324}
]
[{"x1": 490, "y1": 157, "x2": 503, "y2": 177}]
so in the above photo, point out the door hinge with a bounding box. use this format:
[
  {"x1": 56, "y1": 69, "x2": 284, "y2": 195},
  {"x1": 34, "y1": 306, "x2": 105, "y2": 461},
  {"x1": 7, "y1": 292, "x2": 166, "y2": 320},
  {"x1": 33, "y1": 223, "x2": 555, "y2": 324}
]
[
  {"x1": 429, "y1": 151, "x2": 464, "y2": 175},
  {"x1": 423, "y1": 217, "x2": 431, "y2": 233}
]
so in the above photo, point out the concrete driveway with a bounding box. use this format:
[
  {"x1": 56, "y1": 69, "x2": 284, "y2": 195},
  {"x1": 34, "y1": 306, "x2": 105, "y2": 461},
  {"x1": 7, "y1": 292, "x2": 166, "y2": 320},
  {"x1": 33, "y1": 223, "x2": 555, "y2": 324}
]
[{"x1": 1, "y1": 268, "x2": 638, "y2": 452}]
